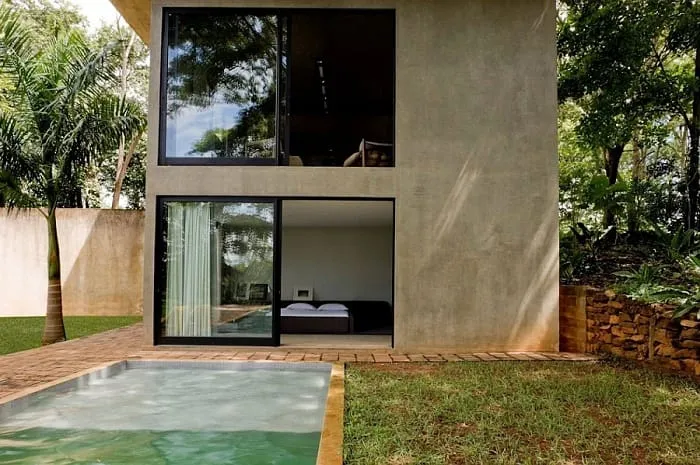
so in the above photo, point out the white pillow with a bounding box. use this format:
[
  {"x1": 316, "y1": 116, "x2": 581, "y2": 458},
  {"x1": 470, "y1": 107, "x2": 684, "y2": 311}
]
[
  {"x1": 318, "y1": 303, "x2": 348, "y2": 311},
  {"x1": 286, "y1": 303, "x2": 316, "y2": 311}
]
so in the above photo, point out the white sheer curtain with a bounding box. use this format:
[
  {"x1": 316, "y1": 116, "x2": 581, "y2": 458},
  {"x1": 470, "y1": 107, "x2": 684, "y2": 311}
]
[{"x1": 165, "y1": 203, "x2": 212, "y2": 337}]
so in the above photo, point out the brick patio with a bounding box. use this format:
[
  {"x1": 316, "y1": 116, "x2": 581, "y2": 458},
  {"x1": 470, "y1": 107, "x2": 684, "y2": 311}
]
[{"x1": 0, "y1": 323, "x2": 597, "y2": 400}]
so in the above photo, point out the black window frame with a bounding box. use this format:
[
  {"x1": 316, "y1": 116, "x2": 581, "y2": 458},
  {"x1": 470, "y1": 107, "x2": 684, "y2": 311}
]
[
  {"x1": 158, "y1": 7, "x2": 397, "y2": 168},
  {"x1": 159, "y1": 8, "x2": 286, "y2": 166},
  {"x1": 154, "y1": 195, "x2": 282, "y2": 346}
]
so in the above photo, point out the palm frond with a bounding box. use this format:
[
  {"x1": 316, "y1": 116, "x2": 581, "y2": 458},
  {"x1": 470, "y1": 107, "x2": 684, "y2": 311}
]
[
  {"x1": 0, "y1": 110, "x2": 44, "y2": 185},
  {"x1": 56, "y1": 95, "x2": 145, "y2": 184},
  {"x1": 0, "y1": 169, "x2": 43, "y2": 210}
]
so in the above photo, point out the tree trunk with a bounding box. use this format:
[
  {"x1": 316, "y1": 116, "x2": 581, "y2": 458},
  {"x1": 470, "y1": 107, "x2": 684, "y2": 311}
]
[
  {"x1": 112, "y1": 31, "x2": 138, "y2": 210},
  {"x1": 42, "y1": 210, "x2": 66, "y2": 345},
  {"x1": 687, "y1": 41, "x2": 700, "y2": 230},
  {"x1": 628, "y1": 140, "x2": 644, "y2": 234},
  {"x1": 112, "y1": 131, "x2": 142, "y2": 209},
  {"x1": 604, "y1": 144, "x2": 624, "y2": 228}
]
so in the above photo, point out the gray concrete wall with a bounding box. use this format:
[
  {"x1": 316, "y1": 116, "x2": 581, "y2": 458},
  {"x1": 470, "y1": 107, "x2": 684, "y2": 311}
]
[
  {"x1": 281, "y1": 227, "x2": 393, "y2": 302},
  {"x1": 0, "y1": 209, "x2": 144, "y2": 317},
  {"x1": 145, "y1": 0, "x2": 559, "y2": 351}
]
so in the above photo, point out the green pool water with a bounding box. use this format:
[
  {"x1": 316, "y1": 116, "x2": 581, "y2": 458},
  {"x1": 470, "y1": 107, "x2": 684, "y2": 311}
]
[
  {"x1": 0, "y1": 427, "x2": 319, "y2": 465},
  {"x1": 0, "y1": 364, "x2": 330, "y2": 465}
]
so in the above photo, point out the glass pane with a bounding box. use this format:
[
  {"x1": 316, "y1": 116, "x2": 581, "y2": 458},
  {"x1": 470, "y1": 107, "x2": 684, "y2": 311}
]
[
  {"x1": 165, "y1": 12, "x2": 278, "y2": 160},
  {"x1": 278, "y1": 15, "x2": 288, "y2": 163},
  {"x1": 161, "y1": 201, "x2": 274, "y2": 339}
]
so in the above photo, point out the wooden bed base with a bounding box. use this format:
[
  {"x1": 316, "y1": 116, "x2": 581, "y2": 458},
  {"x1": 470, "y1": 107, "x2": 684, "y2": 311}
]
[{"x1": 280, "y1": 315, "x2": 354, "y2": 334}]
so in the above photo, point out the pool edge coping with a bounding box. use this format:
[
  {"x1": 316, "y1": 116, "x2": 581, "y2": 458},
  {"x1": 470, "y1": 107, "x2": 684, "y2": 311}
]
[{"x1": 317, "y1": 363, "x2": 345, "y2": 465}]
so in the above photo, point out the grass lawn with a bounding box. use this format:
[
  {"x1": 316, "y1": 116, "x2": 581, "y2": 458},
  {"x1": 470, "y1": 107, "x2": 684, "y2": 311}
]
[
  {"x1": 345, "y1": 361, "x2": 700, "y2": 465},
  {"x1": 0, "y1": 316, "x2": 141, "y2": 356}
]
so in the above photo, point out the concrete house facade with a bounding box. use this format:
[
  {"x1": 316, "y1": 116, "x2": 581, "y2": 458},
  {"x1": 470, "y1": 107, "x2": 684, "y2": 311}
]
[{"x1": 111, "y1": 0, "x2": 559, "y2": 352}]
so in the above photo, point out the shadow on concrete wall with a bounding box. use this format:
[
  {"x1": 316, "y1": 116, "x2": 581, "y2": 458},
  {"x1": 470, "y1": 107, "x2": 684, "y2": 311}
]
[
  {"x1": 393, "y1": 0, "x2": 558, "y2": 352},
  {"x1": 61, "y1": 209, "x2": 144, "y2": 316}
]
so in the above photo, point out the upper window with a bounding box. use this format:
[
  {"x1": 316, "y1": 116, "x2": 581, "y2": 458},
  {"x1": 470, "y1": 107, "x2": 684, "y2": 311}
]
[
  {"x1": 160, "y1": 8, "x2": 395, "y2": 167},
  {"x1": 162, "y1": 11, "x2": 281, "y2": 164}
]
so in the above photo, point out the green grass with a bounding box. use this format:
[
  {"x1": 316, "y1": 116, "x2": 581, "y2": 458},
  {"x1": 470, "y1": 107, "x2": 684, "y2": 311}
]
[
  {"x1": 0, "y1": 316, "x2": 141, "y2": 356},
  {"x1": 345, "y1": 361, "x2": 700, "y2": 465}
]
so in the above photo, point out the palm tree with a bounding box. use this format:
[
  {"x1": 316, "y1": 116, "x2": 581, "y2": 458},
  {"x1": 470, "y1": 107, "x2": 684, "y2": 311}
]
[{"x1": 0, "y1": 7, "x2": 144, "y2": 344}]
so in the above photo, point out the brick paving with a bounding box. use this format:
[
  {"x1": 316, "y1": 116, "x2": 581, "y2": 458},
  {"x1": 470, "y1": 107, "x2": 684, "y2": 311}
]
[{"x1": 0, "y1": 323, "x2": 597, "y2": 401}]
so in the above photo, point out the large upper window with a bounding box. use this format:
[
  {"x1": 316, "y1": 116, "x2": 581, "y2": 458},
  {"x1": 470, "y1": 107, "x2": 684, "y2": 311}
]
[
  {"x1": 162, "y1": 11, "x2": 281, "y2": 163},
  {"x1": 160, "y1": 8, "x2": 395, "y2": 167}
]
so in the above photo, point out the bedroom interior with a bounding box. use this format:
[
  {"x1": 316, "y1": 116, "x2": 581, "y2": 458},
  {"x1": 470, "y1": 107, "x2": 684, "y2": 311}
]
[{"x1": 279, "y1": 200, "x2": 394, "y2": 347}]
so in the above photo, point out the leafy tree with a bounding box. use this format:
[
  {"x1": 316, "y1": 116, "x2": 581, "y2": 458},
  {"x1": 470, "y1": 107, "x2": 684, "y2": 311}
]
[
  {"x1": 0, "y1": 6, "x2": 143, "y2": 344},
  {"x1": 3, "y1": 0, "x2": 86, "y2": 34},
  {"x1": 646, "y1": 0, "x2": 700, "y2": 229},
  {"x1": 558, "y1": 0, "x2": 672, "y2": 228},
  {"x1": 92, "y1": 20, "x2": 148, "y2": 208}
]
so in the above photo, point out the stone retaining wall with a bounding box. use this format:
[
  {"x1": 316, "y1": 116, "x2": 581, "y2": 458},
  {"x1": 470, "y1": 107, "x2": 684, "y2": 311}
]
[{"x1": 560, "y1": 285, "x2": 699, "y2": 377}]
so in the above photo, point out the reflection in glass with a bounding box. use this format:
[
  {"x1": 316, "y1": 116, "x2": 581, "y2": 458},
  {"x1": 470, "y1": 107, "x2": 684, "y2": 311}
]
[
  {"x1": 165, "y1": 13, "x2": 279, "y2": 160},
  {"x1": 162, "y1": 201, "x2": 274, "y2": 338}
]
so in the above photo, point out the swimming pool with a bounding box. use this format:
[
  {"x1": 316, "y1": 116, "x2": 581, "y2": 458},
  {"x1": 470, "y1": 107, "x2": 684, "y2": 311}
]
[{"x1": 0, "y1": 361, "x2": 332, "y2": 465}]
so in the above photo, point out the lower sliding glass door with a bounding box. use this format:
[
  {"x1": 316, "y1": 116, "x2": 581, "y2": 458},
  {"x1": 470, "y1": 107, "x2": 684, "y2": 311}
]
[{"x1": 156, "y1": 198, "x2": 279, "y2": 345}]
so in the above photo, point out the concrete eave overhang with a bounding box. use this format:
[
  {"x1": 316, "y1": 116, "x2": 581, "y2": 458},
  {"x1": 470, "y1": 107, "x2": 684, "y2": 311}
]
[{"x1": 110, "y1": 0, "x2": 151, "y2": 44}]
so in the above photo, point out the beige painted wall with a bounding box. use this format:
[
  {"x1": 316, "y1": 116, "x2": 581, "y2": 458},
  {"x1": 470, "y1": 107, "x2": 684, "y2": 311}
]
[
  {"x1": 144, "y1": 0, "x2": 558, "y2": 351},
  {"x1": 281, "y1": 227, "x2": 393, "y2": 302},
  {"x1": 0, "y1": 209, "x2": 144, "y2": 317}
]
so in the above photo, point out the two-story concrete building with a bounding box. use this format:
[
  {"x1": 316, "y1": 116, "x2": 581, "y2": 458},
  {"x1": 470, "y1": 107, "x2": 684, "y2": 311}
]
[{"x1": 110, "y1": 0, "x2": 559, "y2": 352}]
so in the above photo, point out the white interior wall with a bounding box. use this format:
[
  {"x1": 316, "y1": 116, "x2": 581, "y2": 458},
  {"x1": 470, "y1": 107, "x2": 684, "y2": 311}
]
[{"x1": 281, "y1": 227, "x2": 393, "y2": 303}]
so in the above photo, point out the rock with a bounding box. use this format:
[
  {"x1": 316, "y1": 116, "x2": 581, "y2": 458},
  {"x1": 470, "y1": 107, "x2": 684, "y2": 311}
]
[
  {"x1": 609, "y1": 301, "x2": 624, "y2": 310},
  {"x1": 631, "y1": 335, "x2": 646, "y2": 342},
  {"x1": 604, "y1": 290, "x2": 616, "y2": 299},
  {"x1": 680, "y1": 359, "x2": 697, "y2": 373},
  {"x1": 635, "y1": 315, "x2": 649, "y2": 325},
  {"x1": 671, "y1": 349, "x2": 697, "y2": 359},
  {"x1": 653, "y1": 329, "x2": 676, "y2": 345},
  {"x1": 619, "y1": 313, "x2": 632, "y2": 322},
  {"x1": 609, "y1": 315, "x2": 621, "y2": 324},
  {"x1": 610, "y1": 346, "x2": 625, "y2": 357},
  {"x1": 668, "y1": 360, "x2": 682, "y2": 370},
  {"x1": 679, "y1": 340, "x2": 700, "y2": 350},
  {"x1": 655, "y1": 345, "x2": 675, "y2": 357},
  {"x1": 601, "y1": 334, "x2": 612, "y2": 344},
  {"x1": 680, "y1": 328, "x2": 700, "y2": 339},
  {"x1": 612, "y1": 327, "x2": 625, "y2": 338},
  {"x1": 680, "y1": 319, "x2": 700, "y2": 328},
  {"x1": 600, "y1": 324, "x2": 611, "y2": 330}
]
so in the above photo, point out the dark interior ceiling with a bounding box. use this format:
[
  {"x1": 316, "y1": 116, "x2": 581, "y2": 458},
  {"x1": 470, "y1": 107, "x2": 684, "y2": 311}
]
[
  {"x1": 288, "y1": 10, "x2": 395, "y2": 164},
  {"x1": 290, "y1": 10, "x2": 395, "y2": 116}
]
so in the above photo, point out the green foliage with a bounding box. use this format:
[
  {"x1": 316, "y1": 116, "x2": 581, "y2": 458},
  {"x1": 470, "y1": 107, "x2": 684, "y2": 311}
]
[
  {"x1": 0, "y1": 5, "x2": 143, "y2": 211},
  {"x1": 653, "y1": 226, "x2": 700, "y2": 260}
]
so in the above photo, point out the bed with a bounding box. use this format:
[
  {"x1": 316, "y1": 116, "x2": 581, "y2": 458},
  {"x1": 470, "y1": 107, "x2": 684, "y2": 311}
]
[{"x1": 280, "y1": 303, "x2": 354, "y2": 334}]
